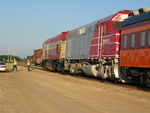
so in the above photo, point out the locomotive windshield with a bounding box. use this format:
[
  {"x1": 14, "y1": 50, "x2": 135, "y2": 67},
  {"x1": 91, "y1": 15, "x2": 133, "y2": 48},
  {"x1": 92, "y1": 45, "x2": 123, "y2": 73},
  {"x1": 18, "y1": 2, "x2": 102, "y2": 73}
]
[{"x1": 112, "y1": 14, "x2": 128, "y2": 31}]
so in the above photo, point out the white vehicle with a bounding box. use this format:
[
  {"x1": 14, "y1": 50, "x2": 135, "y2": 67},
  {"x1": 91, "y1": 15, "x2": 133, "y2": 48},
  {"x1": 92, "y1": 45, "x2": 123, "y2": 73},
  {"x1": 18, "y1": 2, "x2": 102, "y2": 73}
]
[{"x1": 0, "y1": 61, "x2": 6, "y2": 72}]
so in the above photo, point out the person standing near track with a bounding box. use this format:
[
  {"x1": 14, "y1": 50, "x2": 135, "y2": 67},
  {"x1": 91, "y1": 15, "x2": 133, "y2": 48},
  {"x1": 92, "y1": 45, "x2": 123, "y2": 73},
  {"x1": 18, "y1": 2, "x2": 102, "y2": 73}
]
[
  {"x1": 26, "y1": 59, "x2": 31, "y2": 71},
  {"x1": 12, "y1": 59, "x2": 18, "y2": 71}
]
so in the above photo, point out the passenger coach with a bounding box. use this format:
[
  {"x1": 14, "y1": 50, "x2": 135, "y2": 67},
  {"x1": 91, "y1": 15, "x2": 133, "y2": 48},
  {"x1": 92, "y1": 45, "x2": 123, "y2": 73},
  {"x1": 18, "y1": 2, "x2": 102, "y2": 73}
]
[{"x1": 120, "y1": 8, "x2": 150, "y2": 86}]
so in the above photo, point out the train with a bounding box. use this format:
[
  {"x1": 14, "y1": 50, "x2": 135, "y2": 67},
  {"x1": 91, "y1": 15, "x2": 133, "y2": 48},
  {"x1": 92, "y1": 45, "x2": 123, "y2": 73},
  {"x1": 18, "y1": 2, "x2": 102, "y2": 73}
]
[{"x1": 39, "y1": 8, "x2": 150, "y2": 87}]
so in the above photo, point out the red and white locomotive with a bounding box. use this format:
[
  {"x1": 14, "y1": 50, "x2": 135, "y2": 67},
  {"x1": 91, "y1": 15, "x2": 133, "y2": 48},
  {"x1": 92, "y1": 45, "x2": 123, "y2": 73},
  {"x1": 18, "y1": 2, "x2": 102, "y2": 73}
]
[
  {"x1": 41, "y1": 8, "x2": 150, "y2": 86},
  {"x1": 42, "y1": 32, "x2": 68, "y2": 71},
  {"x1": 64, "y1": 10, "x2": 130, "y2": 81}
]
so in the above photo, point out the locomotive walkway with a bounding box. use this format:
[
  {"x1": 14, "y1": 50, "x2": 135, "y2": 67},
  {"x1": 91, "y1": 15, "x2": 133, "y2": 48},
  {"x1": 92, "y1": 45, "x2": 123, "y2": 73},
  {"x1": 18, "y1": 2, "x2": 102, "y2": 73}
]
[{"x1": 0, "y1": 64, "x2": 150, "y2": 113}]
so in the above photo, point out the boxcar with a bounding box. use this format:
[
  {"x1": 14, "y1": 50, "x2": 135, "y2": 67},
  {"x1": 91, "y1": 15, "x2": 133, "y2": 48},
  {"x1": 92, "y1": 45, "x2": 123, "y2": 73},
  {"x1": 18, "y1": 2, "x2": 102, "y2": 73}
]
[
  {"x1": 32, "y1": 49, "x2": 43, "y2": 65},
  {"x1": 64, "y1": 10, "x2": 130, "y2": 82},
  {"x1": 120, "y1": 8, "x2": 150, "y2": 86},
  {"x1": 42, "y1": 32, "x2": 68, "y2": 71}
]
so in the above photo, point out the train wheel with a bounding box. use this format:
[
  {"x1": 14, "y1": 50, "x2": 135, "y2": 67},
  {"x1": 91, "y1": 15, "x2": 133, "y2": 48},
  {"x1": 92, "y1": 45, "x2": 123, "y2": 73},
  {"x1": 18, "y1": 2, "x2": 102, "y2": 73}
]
[
  {"x1": 52, "y1": 63, "x2": 57, "y2": 71},
  {"x1": 69, "y1": 64, "x2": 75, "y2": 74},
  {"x1": 57, "y1": 64, "x2": 65, "y2": 74},
  {"x1": 61, "y1": 68, "x2": 65, "y2": 74},
  {"x1": 56, "y1": 64, "x2": 61, "y2": 72},
  {"x1": 146, "y1": 71, "x2": 150, "y2": 87},
  {"x1": 113, "y1": 78, "x2": 120, "y2": 84}
]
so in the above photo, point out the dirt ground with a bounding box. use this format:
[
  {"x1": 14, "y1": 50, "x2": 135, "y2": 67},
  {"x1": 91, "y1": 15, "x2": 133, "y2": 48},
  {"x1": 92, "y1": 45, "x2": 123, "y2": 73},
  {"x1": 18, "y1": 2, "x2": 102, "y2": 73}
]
[{"x1": 0, "y1": 64, "x2": 150, "y2": 113}]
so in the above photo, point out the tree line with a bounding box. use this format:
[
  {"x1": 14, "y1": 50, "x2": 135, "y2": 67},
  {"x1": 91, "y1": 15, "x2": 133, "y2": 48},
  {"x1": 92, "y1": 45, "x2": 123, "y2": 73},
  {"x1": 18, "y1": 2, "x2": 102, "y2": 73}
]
[{"x1": 0, "y1": 55, "x2": 24, "y2": 62}]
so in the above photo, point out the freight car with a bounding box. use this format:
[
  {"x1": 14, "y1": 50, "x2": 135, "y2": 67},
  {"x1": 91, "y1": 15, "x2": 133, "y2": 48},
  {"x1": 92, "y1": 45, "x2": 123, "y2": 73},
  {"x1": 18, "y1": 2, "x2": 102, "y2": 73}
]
[
  {"x1": 32, "y1": 49, "x2": 43, "y2": 65},
  {"x1": 120, "y1": 8, "x2": 150, "y2": 86}
]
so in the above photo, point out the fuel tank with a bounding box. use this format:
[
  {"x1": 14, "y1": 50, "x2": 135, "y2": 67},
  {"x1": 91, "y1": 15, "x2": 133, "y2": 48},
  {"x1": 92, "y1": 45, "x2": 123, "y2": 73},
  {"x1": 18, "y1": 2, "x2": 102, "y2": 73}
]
[{"x1": 82, "y1": 65, "x2": 99, "y2": 77}]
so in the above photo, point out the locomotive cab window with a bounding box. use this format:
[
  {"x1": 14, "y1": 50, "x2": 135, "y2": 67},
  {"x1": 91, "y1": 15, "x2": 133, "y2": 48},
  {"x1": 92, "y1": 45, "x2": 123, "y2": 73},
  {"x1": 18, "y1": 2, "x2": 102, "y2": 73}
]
[
  {"x1": 103, "y1": 23, "x2": 109, "y2": 34},
  {"x1": 141, "y1": 31, "x2": 146, "y2": 47}
]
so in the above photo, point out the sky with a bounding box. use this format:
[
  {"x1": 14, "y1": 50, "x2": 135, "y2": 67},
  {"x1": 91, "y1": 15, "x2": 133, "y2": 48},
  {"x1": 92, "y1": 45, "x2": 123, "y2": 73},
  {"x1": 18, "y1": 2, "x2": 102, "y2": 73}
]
[{"x1": 0, "y1": 0, "x2": 150, "y2": 57}]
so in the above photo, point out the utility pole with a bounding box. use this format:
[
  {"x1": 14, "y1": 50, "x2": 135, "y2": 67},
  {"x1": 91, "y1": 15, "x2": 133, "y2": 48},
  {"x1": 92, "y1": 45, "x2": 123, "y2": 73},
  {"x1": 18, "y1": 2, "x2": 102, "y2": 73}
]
[
  {"x1": 8, "y1": 48, "x2": 10, "y2": 62},
  {"x1": 10, "y1": 48, "x2": 13, "y2": 61},
  {"x1": 11, "y1": 49, "x2": 14, "y2": 61},
  {"x1": 8, "y1": 48, "x2": 14, "y2": 62}
]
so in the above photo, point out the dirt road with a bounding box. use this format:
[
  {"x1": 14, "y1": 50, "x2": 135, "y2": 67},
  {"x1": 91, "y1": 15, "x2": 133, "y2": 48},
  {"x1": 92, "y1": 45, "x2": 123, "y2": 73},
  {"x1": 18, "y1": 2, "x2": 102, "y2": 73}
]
[{"x1": 0, "y1": 65, "x2": 150, "y2": 113}]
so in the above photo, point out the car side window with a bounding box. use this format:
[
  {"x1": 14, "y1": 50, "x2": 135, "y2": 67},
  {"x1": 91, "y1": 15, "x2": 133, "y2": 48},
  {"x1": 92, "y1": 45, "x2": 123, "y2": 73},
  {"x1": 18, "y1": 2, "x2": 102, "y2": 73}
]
[
  {"x1": 148, "y1": 30, "x2": 150, "y2": 46},
  {"x1": 124, "y1": 35, "x2": 128, "y2": 48},
  {"x1": 131, "y1": 33, "x2": 136, "y2": 47},
  {"x1": 141, "y1": 31, "x2": 146, "y2": 47}
]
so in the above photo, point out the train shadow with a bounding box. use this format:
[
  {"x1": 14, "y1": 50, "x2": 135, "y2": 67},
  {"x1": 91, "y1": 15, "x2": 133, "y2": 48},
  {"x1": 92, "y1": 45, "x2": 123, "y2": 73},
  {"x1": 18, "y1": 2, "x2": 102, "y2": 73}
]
[
  {"x1": 132, "y1": 84, "x2": 150, "y2": 91},
  {"x1": 32, "y1": 66, "x2": 150, "y2": 91},
  {"x1": 64, "y1": 72, "x2": 150, "y2": 91}
]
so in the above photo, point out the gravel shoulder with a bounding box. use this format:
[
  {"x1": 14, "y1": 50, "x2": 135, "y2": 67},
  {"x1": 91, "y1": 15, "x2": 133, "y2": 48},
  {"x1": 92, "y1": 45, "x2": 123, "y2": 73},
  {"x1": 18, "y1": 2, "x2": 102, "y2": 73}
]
[{"x1": 0, "y1": 64, "x2": 150, "y2": 113}]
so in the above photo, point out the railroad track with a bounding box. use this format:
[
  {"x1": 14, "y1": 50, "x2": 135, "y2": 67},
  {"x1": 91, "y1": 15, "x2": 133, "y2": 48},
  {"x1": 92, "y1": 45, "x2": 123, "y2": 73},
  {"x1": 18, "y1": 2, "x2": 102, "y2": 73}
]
[{"x1": 19, "y1": 63, "x2": 150, "y2": 92}]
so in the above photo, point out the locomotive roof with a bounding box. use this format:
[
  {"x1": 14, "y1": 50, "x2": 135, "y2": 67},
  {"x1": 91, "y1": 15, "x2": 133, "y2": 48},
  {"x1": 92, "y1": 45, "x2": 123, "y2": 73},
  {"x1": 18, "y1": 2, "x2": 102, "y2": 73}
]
[
  {"x1": 44, "y1": 32, "x2": 68, "y2": 44},
  {"x1": 72, "y1": 15, "x2": 113, "y2": 31},
  {"x1": 70, "y1": 10, "x2": 130, "y2": 31},
  {"x1": 122, "y1": 11, "x2": 150, "y2": 27}
]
